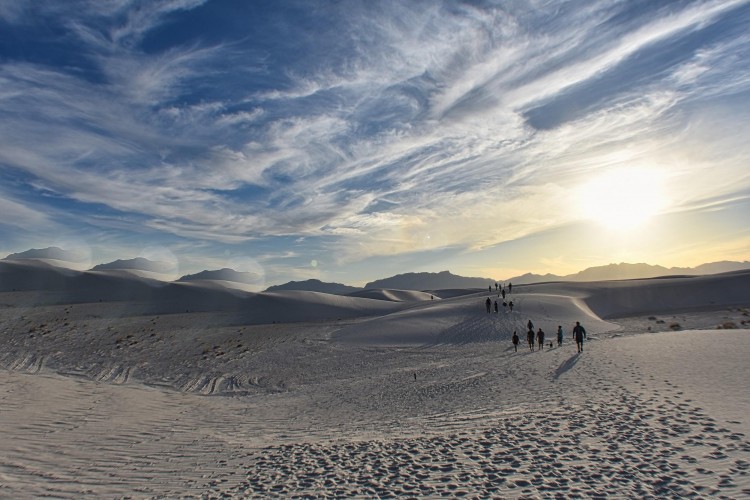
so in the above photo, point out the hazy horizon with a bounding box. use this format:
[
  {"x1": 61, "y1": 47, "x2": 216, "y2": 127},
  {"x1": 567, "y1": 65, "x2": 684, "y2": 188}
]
[
  {"x1": 2, "y1": 1, "x2": 749, "y2": 288},
  {"x1": 3, "y1": 245, "x2": 748, "y2": 288}
]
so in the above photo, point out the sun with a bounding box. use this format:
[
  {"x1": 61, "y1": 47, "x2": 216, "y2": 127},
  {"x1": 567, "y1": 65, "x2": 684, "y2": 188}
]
[{"x1": 577, "y1": 168, "x2": 666, "y2": 231}]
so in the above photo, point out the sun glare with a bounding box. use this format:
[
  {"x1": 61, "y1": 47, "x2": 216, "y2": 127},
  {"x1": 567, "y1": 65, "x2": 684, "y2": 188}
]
[{"x1": 578, "y1": 169, "x2": 666, "y2": 231}]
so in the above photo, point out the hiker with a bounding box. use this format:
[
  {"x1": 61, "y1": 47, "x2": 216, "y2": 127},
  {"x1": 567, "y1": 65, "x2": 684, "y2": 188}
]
[
  {"x1": 489, "y1": 285, "x2": 492, "y2": 293},
  {"x1": 494, "y1": 300, "x2": 498, "y2": 313},
  {"x1": 537, "y1": 328, "x2": 545, "y2": 350},
  {"x1": 508, "y1": 300, "x2": 514, "y2": 312},
  {"x1": 501, "y1": 289, "x2": 506, "y2": 300},
  {"x1": 527, "y1": 328, "x2": 535, "y2": 351},
  {"x1": 512, "y1": 331, "x2": 519, "y2": 352},
  {"x1": 527, "y1": 319, "x2": 534, "y2": 332},
  {"x1": 485, "y1": 297, "x2": 492, "y2": 313},
  {"x1": 557, "y1": 325, "x2": 563, "y2": 346},
  {"x1": 508, "y1": 282, "x2": 512, "y2": 294},
  {"x1": 573, "y1": 321, "x2": 587, "y2": 352}
]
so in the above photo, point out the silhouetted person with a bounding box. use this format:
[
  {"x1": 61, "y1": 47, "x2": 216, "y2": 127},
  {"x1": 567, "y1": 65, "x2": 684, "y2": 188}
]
[
  {"x1": 573, "y1": 321, "x2": 587, "y2": 352},
  {"x1": 527, "y1": 319, "x2": 534, "y2": 332},
  {"x1": 537, "y1": 328, "x2": 545, "y2": 350},
  {"x1": 508, "y1": 300, "x2": 514, "y2": 312},
  {"x1": 501, "y1": 289, "x2": 506, "y2": 300},
  {"x1": 494, "y1": 300, "x2": 498, "y2": 313},
  {"x1": 485, "y1": 297, "x2": 492, "y2": 313},
  {"x1": 557, "y1": 325, "x2": 563, "y2": 346},
  {"x1": 489, "y1": 285, "x2": 492, "y2": 293},
  {"x1": 512, "y1": 331, "x2": 519, "y2": 352},
  {"x1": 508, "y1": 282, "x2": 512, "y2": 294},
  {"x1": 527, "y1": 329, "x2": 535, "y2": 351}
]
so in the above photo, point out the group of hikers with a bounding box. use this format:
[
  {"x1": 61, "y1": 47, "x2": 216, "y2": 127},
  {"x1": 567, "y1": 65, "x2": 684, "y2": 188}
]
[
  {"x1": 485, "y1": 282, "x2": 515, "y2": 313},
  {"x1": 485, "y1": 296, "x2": 514, "y2": 313},
  {"x1": 489, "y1": 282, "x2": 512, "y2": 297},
  {"x1": 511, "y1": 320, "x2": 587, "y2": 353},
  {"x1": 482, "y1": 283, "x2": 587, "y2": 353}
]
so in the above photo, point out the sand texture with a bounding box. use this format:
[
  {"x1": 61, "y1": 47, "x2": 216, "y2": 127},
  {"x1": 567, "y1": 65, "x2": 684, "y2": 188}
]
[{"x1": 0, "y1": 261, "x2": 749, "y2": 498}]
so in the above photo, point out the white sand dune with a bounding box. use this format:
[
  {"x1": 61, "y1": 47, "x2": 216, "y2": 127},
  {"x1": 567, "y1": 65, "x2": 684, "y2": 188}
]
[
  {"x1": 424, "y1": 288, "x2": 483, "y2": 299},
  {"x1": 0, "y1": 265, "x2": 749, "y2": 497},
  {"x1": 348, "y1": 288, "x2": 438, "y2": 302}
]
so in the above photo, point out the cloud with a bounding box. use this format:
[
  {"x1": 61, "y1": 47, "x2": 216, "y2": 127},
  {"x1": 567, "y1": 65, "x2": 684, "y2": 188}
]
[
  {"x1": 1, "y1": 0, "x2": 749, "y2": 277},
  {"x1": 0, "y1": 195, "x2": 55, "y2": 229},
  {"x1": 507, "y1": 0, "x2": 749, "y2": 112}
]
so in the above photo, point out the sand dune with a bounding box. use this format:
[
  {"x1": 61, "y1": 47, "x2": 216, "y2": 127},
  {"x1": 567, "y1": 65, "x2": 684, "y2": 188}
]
[
  {"x1": 348, "y1": 288, "x2": 438, "y2": 302},
  {"x1": 0, "y1": 264, "x2": 749, "y2": 497}
]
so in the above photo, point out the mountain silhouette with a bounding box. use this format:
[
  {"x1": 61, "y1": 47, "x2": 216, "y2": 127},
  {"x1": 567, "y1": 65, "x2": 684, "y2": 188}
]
[
  {"x1": 365, "y1": 270, "x2": 495, "y2": 290},
  {"x1": 92, "y1": 257, "x2": 176, "y2": 274},
  {"x1": 265, "y1": 279, "x2": 361, "y2": 295},
  {"x1": 178, "y1": 268, "x2": 262, "y2": 285}
]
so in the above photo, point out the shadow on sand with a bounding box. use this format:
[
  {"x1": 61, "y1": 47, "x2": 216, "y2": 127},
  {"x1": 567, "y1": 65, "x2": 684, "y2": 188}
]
[{"x1": 554, "y1": 353, "x2": 580, "y2": 379}]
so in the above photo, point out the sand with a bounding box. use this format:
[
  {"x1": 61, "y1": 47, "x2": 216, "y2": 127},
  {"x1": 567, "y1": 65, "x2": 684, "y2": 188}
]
[{"x1": 0, "y1": 261, "x2": 749, "y2": 498}]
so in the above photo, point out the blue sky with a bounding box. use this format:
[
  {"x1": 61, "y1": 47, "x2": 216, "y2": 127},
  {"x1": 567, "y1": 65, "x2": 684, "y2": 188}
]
[{"x1": 1, "y1": 0, "x2": 749, "y2": 287}]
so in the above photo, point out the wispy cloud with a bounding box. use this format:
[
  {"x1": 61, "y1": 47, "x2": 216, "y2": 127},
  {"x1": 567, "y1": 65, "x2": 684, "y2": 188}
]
[
  {"x1": 0, "y1": 195, "x2": 55, "y2": 229},
  {"x1": 1, "y1": 0, "x2": 749, "y2": 279}
]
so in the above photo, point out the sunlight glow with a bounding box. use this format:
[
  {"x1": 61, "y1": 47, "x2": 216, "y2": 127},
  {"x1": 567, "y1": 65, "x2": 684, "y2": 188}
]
[{"x1": 578, "y1": 168, "x2": 667, "y2": 231}]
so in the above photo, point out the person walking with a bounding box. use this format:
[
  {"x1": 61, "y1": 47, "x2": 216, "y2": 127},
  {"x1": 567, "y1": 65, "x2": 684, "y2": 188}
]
[
  {"x1": 508, "y1": 282, "x2": 512, "y2": 294},
  {"x1": 536, "y1": 328, "x2": 545, "y2": 351},
  {"x1": 557, "y1": 325, "x2": 564, "y2": 346},
  {"x1": 527, "y1": 328, "x2": 535, "y2": 351},
  {"x1": 494, "y1": 300, "x2": 499, "y2": 313},
  {"x1": 501, "y1": 289, "x2": 506, "y2": 300},
  {"x1": 485, "y1": 297, "x2": 492, "y2": 313},
  {"x1": 512, "y1": 331, "x2": 519, "y2": 352},
  {"x1": 508, "y1": 300, "x2": 514, "y2": 312},
  {"x1": 527, "y1": 319, "x2": 534, "y2": 332},
  {"x1": 573, "y1": 321, "x2": 586, "y2": 352}
]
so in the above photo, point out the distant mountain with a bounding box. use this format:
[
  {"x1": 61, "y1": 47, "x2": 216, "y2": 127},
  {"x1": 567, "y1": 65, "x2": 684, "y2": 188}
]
[
  {"x1": 3, "y1": 246, "x2": 91, "y2": 270},
  {"x1": 365, "y1": 270, "x2": 495, "y2": 291},
  {"x1": 504, "y1": 272, "x2": 563, "y2": 285},
  {"x1": 361, "y1": 263, "x2": 714, "y2": 291},
  {"x1": 178, "y1": 268, "x2": 262, "y2": 285},
  {"x1": 7, "y1": 245, "x2": 749, "y2": 290},
  {"x1": 5, "y1": 246, "x2": 84, "y2": 263},
  {"x1": 92, "y1": 257, "x2": 175, "y2": 274},
  {"x1": 265, "y1": 279, "x2": 362, "y2": 295},
  {"x1": 691, "y1": 261, "x2": 750, "y2": 275},
  {"x1": 568, "y1": 263, "x2": 673, "y2": 282},
  {"x1": 506, "y1": 261, "x2": 750, "y2": 285}
]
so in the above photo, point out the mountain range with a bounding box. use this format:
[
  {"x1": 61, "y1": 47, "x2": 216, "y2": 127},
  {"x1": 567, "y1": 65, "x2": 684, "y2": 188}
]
[
  {"x1": 275, "y1": 261, "x2": 750, "y2": 292},
  {"x1": 177, "y1": 268, "x2": 263, "y2": 285},
  {"x1": 364, "y1": 270, "x2": 494, "y2": 291},
  {"x1": 265, "y1": 279, "x2": 361, "y2": 295},
  {"x1": 3, "y1": 247, "x2": 749, "y2": 293},
  {"x1": 91, "y1": 257, "x2": 176, "y2": 274},
  {"x1": 508, "y1": 261, "x2": 750, "y2": 285}
]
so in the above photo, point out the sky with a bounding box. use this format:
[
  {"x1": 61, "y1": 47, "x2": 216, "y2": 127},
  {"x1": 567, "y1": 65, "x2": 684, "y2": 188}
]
[{"x1": 1, "y1": 0, "x2": 749, "y2": 288}]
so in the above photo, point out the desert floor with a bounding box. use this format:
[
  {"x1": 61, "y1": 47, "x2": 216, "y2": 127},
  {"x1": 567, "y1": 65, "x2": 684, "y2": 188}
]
[{"x1": 1, "y1": 285, "x2": 749, "y2": 498}]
